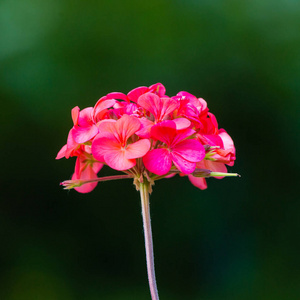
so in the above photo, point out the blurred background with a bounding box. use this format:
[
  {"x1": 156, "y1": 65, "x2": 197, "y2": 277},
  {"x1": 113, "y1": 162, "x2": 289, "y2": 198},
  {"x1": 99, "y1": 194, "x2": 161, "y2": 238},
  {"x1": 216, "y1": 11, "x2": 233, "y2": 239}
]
[{"x1": 1, "y1": 0, "x2": 299, "y2": 299}]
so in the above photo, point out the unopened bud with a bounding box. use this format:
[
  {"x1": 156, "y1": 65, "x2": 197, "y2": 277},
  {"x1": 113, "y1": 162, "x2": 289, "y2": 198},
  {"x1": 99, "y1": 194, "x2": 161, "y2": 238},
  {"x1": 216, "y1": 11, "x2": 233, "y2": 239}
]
[{"x1": 192, "y1": 168, "x2": 240, "y2": 178}]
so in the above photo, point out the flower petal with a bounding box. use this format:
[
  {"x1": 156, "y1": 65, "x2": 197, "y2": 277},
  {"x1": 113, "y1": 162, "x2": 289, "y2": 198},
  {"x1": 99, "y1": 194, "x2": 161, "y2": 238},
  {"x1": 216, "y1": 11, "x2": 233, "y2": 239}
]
[
  {"x1": 115, "y1": 114, "x2": 141, "y2": 143},
  {"x1": 78, "y1": 107, "x2": 93, "y2": 127},
  {"x1": 93, "y1": 99, "x2": 116, "y2": 122},
  {"x1": 71, "y1": 106, "x2": 80, "y2": 125},
  {"x1": 173, "y1": 118, "x2": 191, "y2": 130},
  {"x1": 149, "y1": 83, "x2": 166, "y2": 96},
  {"x1": 135, "y1": 118, "x2": 154, "y2": 138},
  {"x1": 104, "y1": 150, "x2": 136, "y2": 170},
  {"x1": 72, "y1": 156, "x2": 100, "y2": 194},
  {"x1": 125, "y1": 139, "x2": 151, "y2": 159},
  {"x1": 143, "y1": 148, "x2": 172, "y2": 175},
  {"x1": 92, "y1": 136, "x2": 119, "y2": 162},
  {"x1": 72, "y1": 125, "x2": 99, "y2": 144},
  {"x1": 172, "y1": 139, "x2": 205, "y2": 162},
  {"x1": 150, "y1": 121, "x2": 176, "y2": 145},
  {"x1": 106, "y1": 92, "x2": 128, "y2": 101},
  {"x1": 72, "y1": 166, "x2": 98, "y2": 193},
  {"x1": 171, "y1": 152, "x2": 196, "y2": 174},
  {"x1": 96, "y1": 120, "x2": 117, "y2": 138},
  {"x1": 56, "y1": 144, "x2": 67, "y2": 159},
  {"x1": 127, "y1": 86, "x2": 149, "y2": 102},
  {"x1": 188, "y1": 175, "x2": 207, "y2": 190},
  {"x1": 138, "y1": 93, "x2": 179, "y2": 122},
  {"x1": 202, "y1": 160, "x2": 227, "y2": 179}
]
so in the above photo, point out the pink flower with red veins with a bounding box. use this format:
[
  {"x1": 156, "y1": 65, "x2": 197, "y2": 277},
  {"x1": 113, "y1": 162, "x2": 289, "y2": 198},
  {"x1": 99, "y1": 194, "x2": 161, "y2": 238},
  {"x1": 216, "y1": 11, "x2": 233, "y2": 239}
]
[
  {"x1": 57, "y1": 84, "x2": 239, "y2": 300},
  {"x1": 92, "y1": 114, "x2": 151, "y2": 171},
  {"x1": 143, "y1": 120, "x2": 205, "y2": 175}
]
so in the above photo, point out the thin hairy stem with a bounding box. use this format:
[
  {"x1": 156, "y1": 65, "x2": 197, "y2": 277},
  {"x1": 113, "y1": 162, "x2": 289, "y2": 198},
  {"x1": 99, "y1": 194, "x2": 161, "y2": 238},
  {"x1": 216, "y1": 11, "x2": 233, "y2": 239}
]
[{"x1": 139, "y1": 181, "x2": 159, "y2": 300}]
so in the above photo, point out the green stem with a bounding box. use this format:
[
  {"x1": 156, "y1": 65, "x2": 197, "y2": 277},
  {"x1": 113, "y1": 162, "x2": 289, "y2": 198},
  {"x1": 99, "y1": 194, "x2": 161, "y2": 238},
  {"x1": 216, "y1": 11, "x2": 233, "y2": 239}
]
[
  {"x1": 60, "y1": 174, "x2": 133, "y2": 189},
  {"x1": 139, "y1": 181, "x2": 159, "y2": 300}
]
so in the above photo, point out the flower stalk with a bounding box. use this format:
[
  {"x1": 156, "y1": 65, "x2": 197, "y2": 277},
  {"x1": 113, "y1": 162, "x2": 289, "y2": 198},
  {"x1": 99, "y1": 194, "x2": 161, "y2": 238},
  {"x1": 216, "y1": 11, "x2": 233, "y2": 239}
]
[
  {"x1": 139, "y1": 180, "x2": 159, "y2": 300},
  {"x1": 60, "y1": 174, "x2": 133, "y2": 189}
]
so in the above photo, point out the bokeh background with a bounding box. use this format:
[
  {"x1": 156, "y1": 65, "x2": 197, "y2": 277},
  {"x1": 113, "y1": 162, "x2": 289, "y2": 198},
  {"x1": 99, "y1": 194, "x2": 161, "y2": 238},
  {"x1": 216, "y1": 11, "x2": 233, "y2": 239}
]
[{"x1": 1, "y1": 0, "x2": 299, "y2": 299}]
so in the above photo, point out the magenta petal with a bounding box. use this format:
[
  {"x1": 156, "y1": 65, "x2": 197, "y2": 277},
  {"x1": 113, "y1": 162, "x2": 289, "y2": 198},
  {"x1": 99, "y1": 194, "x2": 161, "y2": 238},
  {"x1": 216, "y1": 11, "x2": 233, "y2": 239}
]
[
  {"x1": 104, "y1": 150, "x2": 136, "y2": 170},
  {"x1": 188, "y1": 175, "x2": 207, "y2": 190},
  {"x1": 202, "y1": 134, "x2": 223, "y2": 147},
  {"x1": 173, "y1": 118, "x2": 191, "y2": 130},
  {"x1": 172, "y1": 139, "x2": 205, "y2": 162},
  {"x1": 149, "y1": 83, "x2": 166, "y2": 96},
  {"x1": 127, "y1": 86, "x2": 149, "y2": 102},
  {"x1": 125, "y1": 139, "x2": 151, "y2": 159},
  {"x1": 171, "y1": 128, "x2": 195, "y2": 145},
  {"x1": 143, "y1": 148, "x2": 172, "y2": 175},
  {"x1": 106, "y1": 92, "x2": 128, "y2": 101},
  {"x1": 72, "y1": 125, "x2": 99, "y2": 144},
  {"x1": 171, "y1": 152, "x2": 196, "y2": 174}
]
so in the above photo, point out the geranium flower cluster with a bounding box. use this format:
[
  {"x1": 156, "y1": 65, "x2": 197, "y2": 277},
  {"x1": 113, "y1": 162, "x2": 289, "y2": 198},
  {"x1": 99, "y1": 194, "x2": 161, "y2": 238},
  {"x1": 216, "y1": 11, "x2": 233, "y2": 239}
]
[{"x1": 57, "y1": 83, "x2": 236, "y2": 193}]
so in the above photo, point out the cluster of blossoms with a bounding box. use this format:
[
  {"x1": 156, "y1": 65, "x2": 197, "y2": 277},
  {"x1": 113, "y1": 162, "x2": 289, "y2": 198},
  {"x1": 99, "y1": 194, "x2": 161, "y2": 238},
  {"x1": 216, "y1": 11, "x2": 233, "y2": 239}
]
[{"x1": 57, "y1": 83, "x2": 237, "y2": 193}]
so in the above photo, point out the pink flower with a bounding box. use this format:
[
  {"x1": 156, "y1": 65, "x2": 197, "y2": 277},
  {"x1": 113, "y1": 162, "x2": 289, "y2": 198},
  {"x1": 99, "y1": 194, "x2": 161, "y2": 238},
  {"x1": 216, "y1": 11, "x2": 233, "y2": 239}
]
[
  {"x1": 92, "y1": 114, "x2": 151, "y2": 171},
  {"x1": 57, "y1": 83, "x2": 238, "y2": 193},
  {"x1": 143, "y1": 121, "x2": 205, "y2": 175}
]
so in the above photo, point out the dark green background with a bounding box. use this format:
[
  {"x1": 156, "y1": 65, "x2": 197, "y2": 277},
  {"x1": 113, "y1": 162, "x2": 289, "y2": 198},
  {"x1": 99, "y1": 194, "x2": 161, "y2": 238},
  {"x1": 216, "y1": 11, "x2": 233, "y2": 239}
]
[{"x1": 1, "y1": 0, "x2": 299, "y2": 299}]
